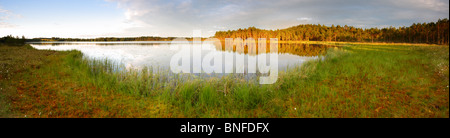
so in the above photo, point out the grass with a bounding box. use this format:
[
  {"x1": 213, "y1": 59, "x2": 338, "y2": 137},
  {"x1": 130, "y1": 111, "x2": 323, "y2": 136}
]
[
  {"x1": 0, "y1": 43, "x2": 448, "y2": 118},
  {"x1": 277, "y1": 40, "x2": 448, "y2": 47},
  {"x1": 282, "y1": 45, "x2": 449, "y2": 117}
]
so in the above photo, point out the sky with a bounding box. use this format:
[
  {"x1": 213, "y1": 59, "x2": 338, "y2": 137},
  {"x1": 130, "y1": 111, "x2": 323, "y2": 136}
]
[{"x1": 0, "y1": 0, "x2": 449, "y2": 38}]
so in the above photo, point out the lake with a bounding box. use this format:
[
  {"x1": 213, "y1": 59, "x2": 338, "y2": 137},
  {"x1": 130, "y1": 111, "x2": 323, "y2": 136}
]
[{"x1": 29, "y1": 41, "x2": 333, "y2": 76}]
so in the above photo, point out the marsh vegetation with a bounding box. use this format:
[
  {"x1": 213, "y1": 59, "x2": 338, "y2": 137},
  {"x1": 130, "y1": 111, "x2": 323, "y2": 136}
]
[{"x1": 1, "y1": 42, "x2": 448, "y2": 117}]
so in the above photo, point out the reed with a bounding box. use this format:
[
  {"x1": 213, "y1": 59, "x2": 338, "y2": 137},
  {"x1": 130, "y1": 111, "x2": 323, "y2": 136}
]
[{"x1": 1, "y1": 43, "x2": 448, "y2": 117}]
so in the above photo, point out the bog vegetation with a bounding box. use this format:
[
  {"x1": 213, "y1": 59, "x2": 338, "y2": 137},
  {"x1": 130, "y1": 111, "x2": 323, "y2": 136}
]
[
  {"x1": 0, "y1": 19, "x2": 449, "y2": 118},
  {"x1": 0, "y1": 43, "x2": 448, "y2": 118}
]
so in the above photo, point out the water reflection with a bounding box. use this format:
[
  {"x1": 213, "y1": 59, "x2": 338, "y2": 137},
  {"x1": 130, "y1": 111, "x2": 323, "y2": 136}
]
[
  {"x1": 212, "y1": 41, "x2": 330, "y2": 57},
  {"x1": 29, "y1": 41, "x2": 334, "y2": 75}
]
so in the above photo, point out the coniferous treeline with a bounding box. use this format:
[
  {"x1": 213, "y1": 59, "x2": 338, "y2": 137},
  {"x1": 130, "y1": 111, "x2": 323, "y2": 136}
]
[
  {"x1": 26, "y1": 36, "x2": 178, "y2": 42},
  {"x1": 0, "y1": 35, "x2": 26, "y2": 46},
  {"x1": 214, "y1": 19, "x2": 449, "y2": 45},
  {"x1": 25, "y1": 36, "x2": 209, "y2": 42}
]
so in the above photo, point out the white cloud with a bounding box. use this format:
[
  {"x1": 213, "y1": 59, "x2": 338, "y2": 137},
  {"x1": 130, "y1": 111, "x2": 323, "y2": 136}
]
[
  {"x1": 3, "y1": 0, "x2": 449, "y2": 37},
  {"x1": 0, "y1": 22, "x2": 17, "y2": 28},
  {"x1": 0, "y1": 7, "x2": 22, "y2": 28},
  {"x1": 297, "y1": 17, "x2": 312, "y2": 22},
  {"x1": 104, "y1": 0, "x2": 448, "y2": 37}
]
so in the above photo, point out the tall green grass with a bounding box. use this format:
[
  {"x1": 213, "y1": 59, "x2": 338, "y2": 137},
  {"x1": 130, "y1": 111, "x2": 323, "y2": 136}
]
[{"x1": 29, "y1": 44, "x2": 449, "y2": 117}]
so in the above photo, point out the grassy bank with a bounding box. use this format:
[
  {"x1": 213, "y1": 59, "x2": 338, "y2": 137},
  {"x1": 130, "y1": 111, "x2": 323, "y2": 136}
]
[
  {"x1": 277, "y1": 40, "x2": 448, "y2": 47},
  {"x1": 1, "y1": 43, "x2": 448, "y2": 118}
]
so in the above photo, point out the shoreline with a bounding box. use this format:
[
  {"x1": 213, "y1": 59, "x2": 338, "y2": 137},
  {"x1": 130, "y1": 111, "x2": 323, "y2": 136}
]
[
  {"x1": 1, "y1": 43, "x2": 448, "y2": 118},
  {"x1": 25, "y1": 40, "x2": 450, "y2": 47}
]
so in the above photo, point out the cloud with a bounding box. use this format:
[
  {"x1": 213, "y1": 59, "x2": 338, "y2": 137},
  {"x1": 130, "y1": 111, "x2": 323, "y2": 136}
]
[
  {"x1": 0, "y1": 22, "x2": 17, "y2": 28},
  {"x1": 103, "y1": 0, "x2": 448, "y2": 37},
  {"x1": 0, "y1": 7, "x2": 21, "y2": 28},
  {"x1": 297, "y1": 17, "x2": 312, "y2": 22}
]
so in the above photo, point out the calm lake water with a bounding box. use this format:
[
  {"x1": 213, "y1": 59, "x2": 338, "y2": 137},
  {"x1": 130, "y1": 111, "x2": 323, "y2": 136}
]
[{"x1": 29, "y1": 41, "x2": 333, "y2": 75}]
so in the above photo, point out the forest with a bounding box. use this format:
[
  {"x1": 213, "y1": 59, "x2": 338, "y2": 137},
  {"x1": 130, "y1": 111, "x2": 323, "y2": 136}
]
[
  {"x1": 0, "y1": 35, "x2": 26, "y2": 46},
  {"x1": 214, "y1": 19, "x2": 449, "y2": 45},
  {"x1": 3, "y1": 19, "x2": 449, "y2": 45},
  {"x1": 26, "y1": 36, "x2": 178, "y2": 42}
]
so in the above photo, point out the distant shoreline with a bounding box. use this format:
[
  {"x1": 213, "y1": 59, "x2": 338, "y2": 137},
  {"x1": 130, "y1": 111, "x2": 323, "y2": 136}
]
[{"x1": 26, "y1": 40, "x2": 449, "y2": 47}]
